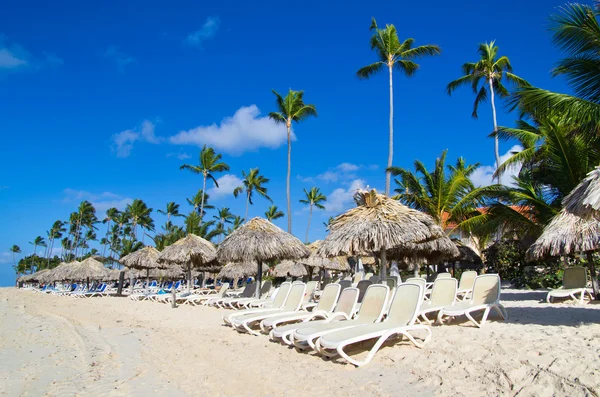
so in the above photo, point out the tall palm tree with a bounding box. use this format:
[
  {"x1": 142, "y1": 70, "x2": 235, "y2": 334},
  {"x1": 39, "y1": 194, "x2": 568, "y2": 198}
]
[
  {"x1": 269, "y1": 89, "x2": 317, "y2": 232},
  {"x1": 389, "y1": 151, "x2": 497, "y2": 234},
  {"x1": 28, "y1": 236, "x2": 46, "y2": 272},
  {"x1": 227, "y1": 215, "x2": 244, "y2": 235},
  {"x1": 10, "y1": 245, "x2": 21, "y2": 278},
  {"x1": 126, "y1": 199, "x2": 154, "y2": 241},
  {"x1": 233, "y1": 168, "x2": 272, "y2": 220},
  {"x1": 446, "y1": 41, "x2": 529, "y2": 184},
  {"x1": 180, "y1": 145, "x2": 230, "y2": 224},
  {"x1": 358, "y1": 18, "x2": 441, "y2": 196},
  {"x1": 46, "y1": 220, "x2": 65, "y2": 266},
  {"x1": 186, "y1": 190, "x2": 214, "y2": 215},
  {"x1": 157, "y1": 202, "x2": 183, "y2": 223},
  {"x1": 213, "y1": 207, "x2": 234, "y2": 242},
  {"x1": 101, "y1": 208, "x2": 120, "y2": 258},
  {"x1": 71, "y1": 201, "x2": 97, "y2": 258},
  {"x1": 299, "y1": 187, "x2": 327, "y2": 243},
  {"x1": 264, "y1": 205, "x2": 284, "y2": 222}
]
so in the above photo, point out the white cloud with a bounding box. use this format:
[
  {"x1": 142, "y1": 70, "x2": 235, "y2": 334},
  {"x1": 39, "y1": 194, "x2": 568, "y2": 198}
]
[
  {"x1": 0, "y1": 251, "x2": 13, "y2": 265},
  {"x1": 111, "y1": 120, "x2": 160, "y2": 158},
  {"x1": 0, "y1": 48, "x2": 27, "y2": 69},
  {"x1": 62, "y1": 189, "x2": 133, "y2": 212},
  {"x1": 470, "y1": 145, "x2": 523, "y2": 187},
  {"x1": 169, "y1": 105, "x2": 288, "y2": 155},
  {"x1": 337, "y1": 163, "x2": 360, "y2": 172},
  {"x1": 311, "y1": 163, "x2": 364, "y2": 184},
  {"x1": 207, "y1": 174, "x2": 243, "y2": 199},
  {"x1": 0, "y1": 36, "x2": 62, "y2": 71},
  {"x1": 104, "y1": 46, "x2": 135, "y2": 72},
  {"x1": 324, "y1": 179, "x2": 366, "y2": 213},
  {"x1": 166, "y1": 151, "x2": 191, "y2": 160},
  {"x1": 185, "y1": 16, "x2": 220, "y2": 48}
]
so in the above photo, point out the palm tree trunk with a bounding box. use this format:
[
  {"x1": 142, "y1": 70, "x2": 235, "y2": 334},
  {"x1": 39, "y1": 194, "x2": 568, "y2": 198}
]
[
  {"x1": 306, "y1": 205, "x2": 312, "y2": 243},
  {"x1": 488, "y1": 77, "x2": 501, "y2": 185},
  {"x1": 386, "y1": 65, "x2": 394, "y2": 196},
  {"x1": 286, "y1": 123, "x2": 292, "y2": 233},
  {"x1": 200, "y1": 175, "x2": 207, "y2": 226},
  {"x1": 245, "y1": 191, "x2": 250, "y2": 221},
  {"x1": 102, "y1": 221, "x2": 111, "y2": 257},
  {"x1": 47, "y1": 238, "x2": 54, "y2": 268}
]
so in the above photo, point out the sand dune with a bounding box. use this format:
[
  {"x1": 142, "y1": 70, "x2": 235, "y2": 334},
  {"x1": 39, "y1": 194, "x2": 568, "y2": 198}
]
[{"x1": 0, "y1": 288, "x2": 598, "y2": 396}]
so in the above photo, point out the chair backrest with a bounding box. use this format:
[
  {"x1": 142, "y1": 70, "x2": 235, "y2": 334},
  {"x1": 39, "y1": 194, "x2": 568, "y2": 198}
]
[
  {"x1": 436, "y1": 272, "x2": 452, "y2": 280},
  {"x1": 369, "y1": 275, "x2": 380, "y2": 283},
  {"x1": 315, "y1": 284, "x2": 341, "y2": 312},
  {"x1": 458, "y1": 271, "x2": 477, "y2": 291},
  {"x1": 338, "y1": 280, "x2": 352, "y2": 291},
  {"x1": 352, "y1": 272, "x2": 363, "y2": 284},
  {"x1": 303, "y1": 281, "x2": 319, "y2": 303},
  {"x1": 356, "y1": 280, "x2": 373, "y2": 303},
  {"x1": 386, "y1": 277, "x2": 397, "y2": 289},
  {"x1": 334, "y1": 287, "x2": 359, "y2": 316},
  {"x1": 259, "y1": 281, "x2": 272, "y2": 295},
  {"x1": 283, "y1": 283, "x2": 307, "y2": 310},
  {"x1": 239, "y1": 282, "x2": 256, "y2": 297},
  {"x1": 386, "y1": 283, "x2": 422, "y2": 326},
  {"x1": 405, "y1": 278, "x2": 426, "y2": 301},
  {"x1": 430, "y1": 278, "x2": 457, "y2": 307},
  {"x1": 292, "y1": 280, "x2": 304, "y2": 284},
  {"x1": 471, "y1": 274, "x2": 501, "y2": 305},
  {"x1": 563, "y1": 267, "x2": 587, "y2": 289},
  {"x1": 271, "y1": 282, "x2": 292, "y2": 307},
  {"x1": 356, "y1": 284, "x2": 389, "y2": 323},
  {"x1": 218, "y1": 283, "x2": 230, "y2": 297},
  {"x1": 174, "y1": 281, "x2": 181, "y2": 289}
]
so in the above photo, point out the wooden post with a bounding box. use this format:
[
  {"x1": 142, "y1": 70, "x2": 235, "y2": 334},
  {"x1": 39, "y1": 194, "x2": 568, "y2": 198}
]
[
  {"x1": 586, "y1": 252, "x2": 599, "y2": 300},
  {"x1": 256, "y1": 262, "x2": 263, "y2": 298},
  {"x1": 171, "y1": 286, "x2": 177, "y2": 308},
  {"x1": 380, "y1": 251, "x2": 387, "y2": 285},
  {"x1": 117, "y1": 271, "x2": 124, "y2": 296}
]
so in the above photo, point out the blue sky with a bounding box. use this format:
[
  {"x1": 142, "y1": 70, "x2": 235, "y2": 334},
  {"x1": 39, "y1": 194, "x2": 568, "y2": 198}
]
[{"x1": 0, "y1": 0, "x2": 572, "y2": 286}]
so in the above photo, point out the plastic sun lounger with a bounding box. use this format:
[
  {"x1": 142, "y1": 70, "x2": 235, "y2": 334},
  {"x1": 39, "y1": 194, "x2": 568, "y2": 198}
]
[
  {"x1": 222, "y1": 283, "x2": 291, "y2": 326},
  {"x1": 260, "y1": 283, "x2": 340, "y2": 333},
  {"x1": 437, "y1": 274, "x2": 507, "y2": 328},
  {"x1": 232, "y1": 283, "x2": 307, "y2": 335},
  {"x1": 226, "y1": 282, "x2": 270, "y2": 309},
  {"x1": 184, "y1": 283, "x2": 230, "y2": 306},
  {"x1": 211, "y1": 282, "x2": 258, "y2": 308},
  {"x1": 270, "y1": 287, "x2": 359, "y2": 345},
  {"x1": 546, "y1": 267, "x2": 593, "y2": 304},
  {"x1": 298, "y1": 281, "x2": 319, "y2": 311},
  {"x1": 456, "y1": 271, "x2": 477, "y2": 301},
  {"x1": 315, "y1": 283, "x2": 432, "y2": 367},
  {"x1": 291, "y1": 284, "x2": 389, "y2": 351},
  {"x1": 418, "y1": 278, "x2": 457, "y2": 325}
]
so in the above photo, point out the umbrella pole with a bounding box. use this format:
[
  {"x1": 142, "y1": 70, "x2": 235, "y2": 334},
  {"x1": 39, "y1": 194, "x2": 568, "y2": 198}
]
[
  {"x1": 585, "y1": 252, "x2": 599, "y2": 300},
  {"x1": 187, "y1": 268, "x2": 192, "y2": 292},
  {"x1": 146, "y1": 269, "x2": 150, "y2": 292},
  {"x1": 256, "y1": 262, "x2": 263, "y2": 299},
  {"x1": 380, "y1": 251, "x2": 387, "y2": 285}
]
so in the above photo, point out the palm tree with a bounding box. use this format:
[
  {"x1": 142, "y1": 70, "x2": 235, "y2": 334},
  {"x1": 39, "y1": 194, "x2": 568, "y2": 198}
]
[
  {"x1": 180, "y1": 145, "x2": 230, "y2": 224},
  {"x1": 299, "y1": 188, "x2": 327, "y2": 243},
  {"x1": 227, "y1": 216, "x2": 244, "y2": 235},
  {"x1": 71, "y1": 201, "x2": 97, "y2": 258},
  {"x1": 46, "y1": 220, "x2": 65, "y2": 267},
  {"x1": 213, "y1": 207, "x2": 234, "y2": 242},
  {"x1": 101, "y1": 208, "x2": 119, "y2": 258},
  {"x1": 157, "y1": 202, "x2": 183, "y2": 223},
  {"x1": 126, "y1": 199, "x2": 154, "y2": 241},
  {"x1": 28, "y1": 236, "x2": 46, "y2": 272},
  {"x1": 389, "y1": 151, "x2": 498, "y2": 236},
  {"x1": 10, "y1": 245, "x2": 21, "y2": 279},
  {"x1": 233, "y1": 168, "x2": 272, "y2": 220},
  {"x1": 265, "y1": 205, "x2": 284, "y2": 222},
  {"x1": 186, "y1": 189, "x2": 214, "y2": 215},
  {"x1": 269, "y1": 89, "x2": 317, "y2": 232},
  {"x1": 183, "y1": 211, "x2": 220, "y2": 241},
  {"x1": 358, "y1": 18, "x2": 441, "y2": 196},
  {"x1": 446, "y1": 41, "x2": 529, "y2": 184}
]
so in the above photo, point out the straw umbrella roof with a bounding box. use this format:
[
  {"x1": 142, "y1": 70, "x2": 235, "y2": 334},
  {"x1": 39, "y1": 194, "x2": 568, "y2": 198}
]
[
  {"x1": 218, "y1": 262, "x2": 261, "y2": 279},
  {"x1": 318, "y1": 190, "x2": 447, "y2": 258},
  {"x1": 217, "y1": 218, "x2": 310, "y2": 263},
  {"x1": 360, "y1": 255, "x2": 376, "y2": 266},
  {"x1": 387, "y1": 236, "x2": 460, "y2": 262},
  {"x1": 157, "y1": 234, "x2": 217, "y2": 268},
  {"x1": 563, "y1": 166, "x2": 600, "y2": 220},
  {"x1": 301, "y1": 241, "x2": 351, "y2": 271},
  {"x1": 454, "y1": 242, "x2": 483, "y2": 265},
  {"x1": 120, "y1": 246, "x2": 162, "y2": 270},
  {"x1": 39, "y1": 261, "x2": 75, "y2": 283},
  {"x1": 527, "y1": 210, "x2": 600, "y2": 260},
  {"x1": 63, "y1": 257, "x2": 111, "y2": 280},
  {"x1": 27, "y1": 269, "x2": 50, "y2": 282},
  {"x1": 272, "y1": 260, "x2": 308, "y2": 278}
]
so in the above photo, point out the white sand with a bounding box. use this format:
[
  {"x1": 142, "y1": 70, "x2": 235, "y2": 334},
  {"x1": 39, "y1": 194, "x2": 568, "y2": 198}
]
[{"x1": 0, "y1": 288, "x2": 598, "y2": 396}]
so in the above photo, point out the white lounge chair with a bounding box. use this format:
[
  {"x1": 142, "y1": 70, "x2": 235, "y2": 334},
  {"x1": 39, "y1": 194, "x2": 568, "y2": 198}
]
[
  {"x1": 232, "y1": 283, "x2": 306, "y2": 335},
  {"x1": 292, "y1": 284, "x2": 389, "y2": 351},
  {"x1": 546, "y1": 267, "x2": 593, "y2": 304},
  {"x1": 437, "y1": 274, "x2": 507, "y2": 328},
  {"x1": 210, "y1": 283, "x2": 257, "y2": 308},
  {"x1": 418, "y1": 278, "x2": 457, "y2": 324},
  {"x1": 456, "y1": 271, "x2": 477, "y2": 301},
  {"x1": 184, "y1": 283, "x2": 229, "y2": 306},
  {"x1": 222, "y1": 282, "x2": 292, "y2": 326},
  {"x1": 270, "y1": 287, "x2": 359, "y2": 345},
  {"x1": 315, "y1": 283, "x2": 431, "y2": 367},
  {"x1": 261, "y1": 283, "x2": 340, "y2": 333}
]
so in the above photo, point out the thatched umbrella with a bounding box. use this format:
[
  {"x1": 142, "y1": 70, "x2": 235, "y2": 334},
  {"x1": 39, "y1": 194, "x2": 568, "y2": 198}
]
[
  {"x1": 454, "y1": 242, "x2": 483, "y2": 265},
  {"x1": 120, "y1": 246, "x2": 161, "y2": 287},
  {"x1": 302, "y1": 241, "x2": 351, "y2": 272},
  {"x1": 318, "y1": 189, "x2": 448, "y2": 283},
  {"x1": 217, "y1": 217, "x2": 310, "y2": 298},
  {"x1": 41, "y1": 261, "x2": 79, "y2": 283},
  {"x1": 273, "y1": 260, "x2": 308, "y2": 278},
  {"x1": 527, "y1": 210, "x2": 600, "y2": 298},
  {"x1": 157, "y1": 234, "x2": 217, "y2": 292},
  {"x1": 63, "y1": 258, "x2": 111, "y2": 288},
  {"x1": 563, "y1": 166, "x2": 600, "y2": 220},
  {"x1": 218, "y1": 262, "x2": 260, "y2": 279},
  {"x1": 27, "y1": 269, "x2": 50, "y2": 283}
]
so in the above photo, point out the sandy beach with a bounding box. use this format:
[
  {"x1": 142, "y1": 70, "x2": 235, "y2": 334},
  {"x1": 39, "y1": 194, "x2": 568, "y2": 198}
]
[{"x1": 1, "y1": 287, "x2": 598, "y2": 397}]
